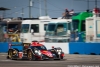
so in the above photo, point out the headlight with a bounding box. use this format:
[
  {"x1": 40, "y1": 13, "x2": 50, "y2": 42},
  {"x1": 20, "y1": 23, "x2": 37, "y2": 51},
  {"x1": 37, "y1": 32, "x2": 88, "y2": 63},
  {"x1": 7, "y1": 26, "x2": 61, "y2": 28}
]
[
  {"x1": 35, "y1": 50, "x2": 41, "y2": 55},
  {"x1": 38, "y1": 50, "x2": 41, "y2": 55},
  {"x1": 38, "y1": 52, "x2": 41, "y2": 55},
  {"x1": 58, "y1": 52, "x2": 61, "y2": 54},
  {"x1": 57, "y1": 50, "x2": 61, "y2": 52},
  {"x1": 35, "y1": 50, "x2": 38, "y2": 53}
]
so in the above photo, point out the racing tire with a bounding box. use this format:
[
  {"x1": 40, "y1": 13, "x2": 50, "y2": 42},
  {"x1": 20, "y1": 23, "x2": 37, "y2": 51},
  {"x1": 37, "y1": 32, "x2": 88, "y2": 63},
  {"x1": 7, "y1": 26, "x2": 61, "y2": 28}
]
[
  {"x1": 58, "y1": 55, "x2": 63, "y2": 60},
  {"x1": 12, "y1": 49, "x2": 19, "y2": 60},
  {"x1": 6, "y1": 56, "x2": 10, "y2": 59},
  {"x1": 27, "y1": 50, "x2": 36, "y2": 61},
  {"x1": 60, "y1": 56, "x2": 63, "y2": 59},
  {"x1": 49, "y1": 58, "x2": 54, "y2": 61},
  {"x1": 8, "y1": 50, "x2": 13, "y2": 60}
]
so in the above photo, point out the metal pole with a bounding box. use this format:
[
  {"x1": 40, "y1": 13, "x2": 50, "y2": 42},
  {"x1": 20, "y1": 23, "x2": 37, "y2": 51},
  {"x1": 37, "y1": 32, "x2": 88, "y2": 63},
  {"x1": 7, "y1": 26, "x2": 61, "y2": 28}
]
[
  {"x1": 29, "y1": 0, "x2": 33, "y2": 18},
  {"x1": 22, "y1": 8, "x2": 24, "y2": 18},
  {"x1": 39, "y1": 0, "x2": 42, "y2": 16},
  {"x1": 21, "y1": 8, "x2": 24, "y2": 20},
  {"x1": 44, "y1": 0, "x2": 47, "y2": 16}
]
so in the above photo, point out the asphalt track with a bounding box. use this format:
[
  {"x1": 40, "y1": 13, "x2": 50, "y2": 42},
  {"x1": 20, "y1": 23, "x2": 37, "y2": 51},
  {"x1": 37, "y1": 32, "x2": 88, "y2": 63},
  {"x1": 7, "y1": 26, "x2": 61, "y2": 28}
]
[{"x1": 0, "y1": 53, "x2": 100, "y2": 67}]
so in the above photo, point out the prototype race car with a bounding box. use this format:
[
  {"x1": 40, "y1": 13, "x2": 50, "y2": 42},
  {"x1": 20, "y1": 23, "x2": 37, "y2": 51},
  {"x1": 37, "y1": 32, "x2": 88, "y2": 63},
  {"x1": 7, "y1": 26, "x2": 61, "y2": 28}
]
[{"x1": 7, "y1": 41, "x2": 64, "y2": 60}]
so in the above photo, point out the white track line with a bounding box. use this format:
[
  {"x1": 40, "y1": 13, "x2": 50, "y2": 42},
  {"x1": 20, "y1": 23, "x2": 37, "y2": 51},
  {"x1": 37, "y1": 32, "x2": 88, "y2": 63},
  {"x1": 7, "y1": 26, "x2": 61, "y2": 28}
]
[{"x1": 0, "y1": 55, "x2": 7, "y2": 56}]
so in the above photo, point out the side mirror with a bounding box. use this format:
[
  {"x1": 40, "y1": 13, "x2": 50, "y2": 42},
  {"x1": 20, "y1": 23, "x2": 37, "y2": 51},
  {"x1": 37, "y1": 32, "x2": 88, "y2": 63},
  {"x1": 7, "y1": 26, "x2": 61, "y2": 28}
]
[
  {"x1": 31, "y1": 29, "x2": 34, "y2": 35},
  {"x1": 31, "y1": 29, "x2": 34, "y2": 33}
]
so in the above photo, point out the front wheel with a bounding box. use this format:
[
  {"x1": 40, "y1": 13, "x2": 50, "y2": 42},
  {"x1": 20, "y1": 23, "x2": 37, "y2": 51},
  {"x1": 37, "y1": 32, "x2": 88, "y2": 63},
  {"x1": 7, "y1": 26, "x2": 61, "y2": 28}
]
[
  {"x1": 27, "y1": 50, "x2": 36, "y2": 61},
  {"x1": 60, "y1": 56, "x2": 63, "y2": 59},
  {"x1": 59, "y1": 55, "x2": 63, "y2": 60}
]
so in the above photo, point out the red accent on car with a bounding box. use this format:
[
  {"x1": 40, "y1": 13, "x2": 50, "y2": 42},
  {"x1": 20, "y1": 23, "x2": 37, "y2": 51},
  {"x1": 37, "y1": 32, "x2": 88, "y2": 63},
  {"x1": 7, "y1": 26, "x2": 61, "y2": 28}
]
[
  {"x1": 31, "y1": 42, "x2": 43, "y2": 46},
  {"x1": 40, "y1": 50, "x2": 53, "y2": 57},
  {"x1": 61, "y1": 53, "x2": 64, "y2": 57}
]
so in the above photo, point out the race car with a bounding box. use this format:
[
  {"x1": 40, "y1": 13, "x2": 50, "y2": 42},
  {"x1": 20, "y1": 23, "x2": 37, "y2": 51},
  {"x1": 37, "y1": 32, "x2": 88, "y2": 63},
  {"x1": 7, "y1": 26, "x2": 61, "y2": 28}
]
[{"x1": 7, "y1": 41, "x2": 64, "y2": 60}]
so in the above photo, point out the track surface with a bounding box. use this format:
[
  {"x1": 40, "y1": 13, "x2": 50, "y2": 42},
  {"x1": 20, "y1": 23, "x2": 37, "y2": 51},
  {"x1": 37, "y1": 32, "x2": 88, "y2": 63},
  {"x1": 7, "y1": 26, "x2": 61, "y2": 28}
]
[{"x1": 0, "y1": 53, "x2": 100, "y2": 67}]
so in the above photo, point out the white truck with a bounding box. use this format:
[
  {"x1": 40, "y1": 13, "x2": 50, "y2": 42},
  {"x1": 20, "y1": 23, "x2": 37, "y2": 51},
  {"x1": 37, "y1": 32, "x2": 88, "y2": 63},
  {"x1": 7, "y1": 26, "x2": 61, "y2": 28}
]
[
  {"x1": 86, "y1": 16, "x2": 100, "y2": 42},
  {"x1": 20, "y1": 16, "x2": 55, "y2": 44},
  {"x1": 45, "y1": 18, "x2": 73, "y2": 42}
]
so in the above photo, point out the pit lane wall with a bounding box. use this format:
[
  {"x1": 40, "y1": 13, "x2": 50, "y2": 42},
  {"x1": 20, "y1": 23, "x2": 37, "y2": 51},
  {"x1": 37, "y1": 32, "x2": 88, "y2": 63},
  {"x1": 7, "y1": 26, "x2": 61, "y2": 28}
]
[
  {"x1": 0, "y1": 42, "x2": 100, "y2": 55},
  {"x1": 0, "y1": 42, "x2": 8, "y2": 53},
  {"x1": 69, "y1": 42, "x2": 100, "y2": 55},
  {"x1": 0, "y1": 42, "x2": 23, "y2": 53},
  {"x1": 42, "y1": 42, "x2": 100, "y2": 55},
  {"x1": 42, "y1": 43, "x2": 69, "y2": 54}
]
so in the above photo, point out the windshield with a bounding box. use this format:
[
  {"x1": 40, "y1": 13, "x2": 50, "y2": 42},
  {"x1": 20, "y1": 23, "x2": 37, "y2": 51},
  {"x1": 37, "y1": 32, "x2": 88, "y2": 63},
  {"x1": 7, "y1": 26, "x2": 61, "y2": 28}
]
[
  {"x1": 72, "y1": 20, "x2": 85, "y2": 32},
  {"x1": 81, "y1": 20, "x2": 85, "y2": 31},
  {"x1": 31, "y1": 46, "x2": 47, "y2": 50},
  {"x1": 55, "y1": 23, "x2": 67, "y2": 36},
  {"x1": 31, "y1": 24, "x2": 39, "y2": 33},
  {"x1": 47, "y1": 24, "x2": 56, "y2": 31},
  {"x1": 45, "y1": 24, "x2": 56, "y2": 36},
  {"x1": 21, "y1": 24, "x2": 29, "y2": 33},
  {"x1": 72, "y1": 20, "x2": 79, "y2": 31},
  {"x1": 45, "y1": 23, "x2": 72, "y2": 36}
]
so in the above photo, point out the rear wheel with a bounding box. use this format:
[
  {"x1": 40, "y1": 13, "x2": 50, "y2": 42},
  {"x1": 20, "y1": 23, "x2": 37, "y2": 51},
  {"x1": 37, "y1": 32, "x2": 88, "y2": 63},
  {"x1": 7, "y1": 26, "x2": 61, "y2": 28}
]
[
  {"x1": 27, "y1": 50, "x2": 36, "y2": 61},
  {"x1": 8, "y1": 50, "x2": 13, "y2": 59}
]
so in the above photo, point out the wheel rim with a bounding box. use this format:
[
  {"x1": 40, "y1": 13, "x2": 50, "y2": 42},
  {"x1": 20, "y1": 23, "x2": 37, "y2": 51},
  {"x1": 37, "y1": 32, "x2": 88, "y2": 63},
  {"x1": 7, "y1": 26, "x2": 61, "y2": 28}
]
[
  {"x1": 28, "y1": 51, "x2": 32, "y2": 60},
  {"x1": 9, "y1": 51, "x2": 12, "y2": 59}
]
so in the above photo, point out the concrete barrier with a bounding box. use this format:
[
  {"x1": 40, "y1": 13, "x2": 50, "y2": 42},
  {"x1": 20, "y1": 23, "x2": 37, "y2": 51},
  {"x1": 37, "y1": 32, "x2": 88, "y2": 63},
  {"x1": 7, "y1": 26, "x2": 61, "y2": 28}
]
[
  {"x1": 41, "y1": 42, "x2": 100, "y2": 55},
  {"x1": 10, "y1": 42, "x2": 23, "y2": 51},
  {"x1": 69, "y1": 42, "x2": 100, "y2": 55},
  {"x1": 0, "y1": 42, "x2": 100, "y2": 55},
  {"x1": 0, "y1": 42, "x2": 8, "y2": 53},
  {"x1": 0, "y1": 42, "x2": 23, "y2": 53},
  {"x1": 42, "y1": 43, "x2": 69, "y2": 54}
]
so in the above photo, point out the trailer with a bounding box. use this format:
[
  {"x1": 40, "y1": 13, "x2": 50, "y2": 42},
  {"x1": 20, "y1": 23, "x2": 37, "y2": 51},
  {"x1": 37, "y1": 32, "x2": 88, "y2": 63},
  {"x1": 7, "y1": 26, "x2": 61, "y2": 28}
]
[{"x1": 20, "y1": 16, "x2": 56, "y2": 45}]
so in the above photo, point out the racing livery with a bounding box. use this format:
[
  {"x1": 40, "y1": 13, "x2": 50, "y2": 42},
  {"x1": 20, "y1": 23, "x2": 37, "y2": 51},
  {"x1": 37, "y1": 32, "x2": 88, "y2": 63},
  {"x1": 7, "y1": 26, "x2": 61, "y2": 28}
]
[{"x1": 7, "y1": 41, "x2": 64, "y2": 60}]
